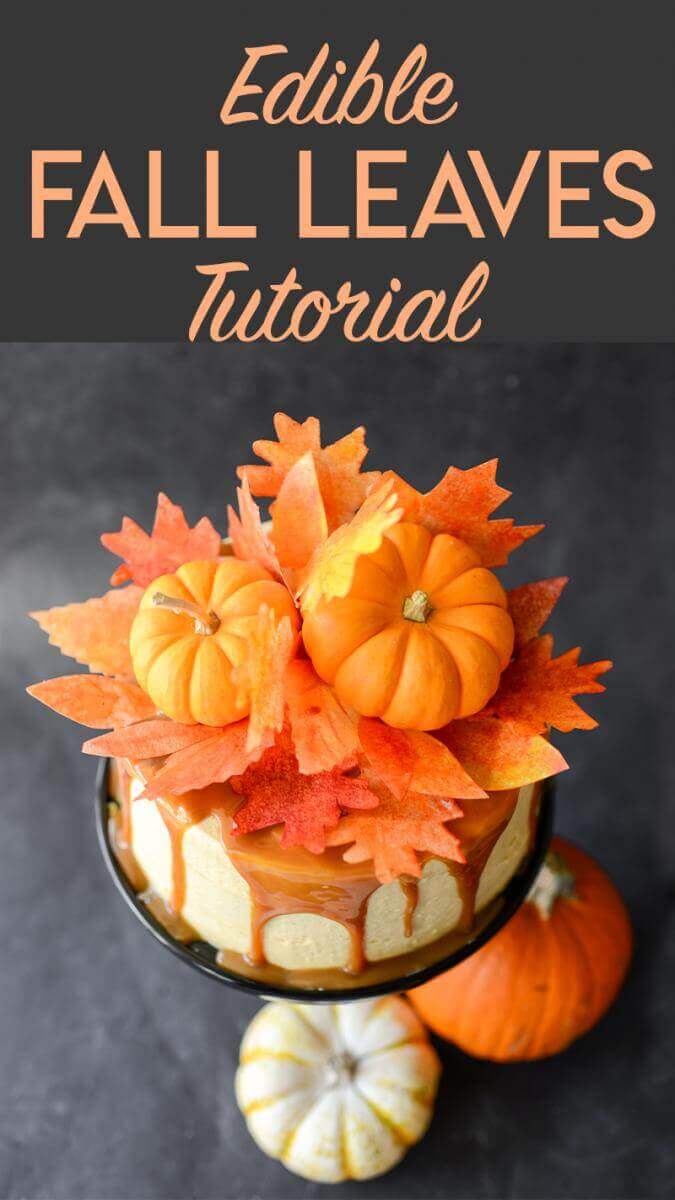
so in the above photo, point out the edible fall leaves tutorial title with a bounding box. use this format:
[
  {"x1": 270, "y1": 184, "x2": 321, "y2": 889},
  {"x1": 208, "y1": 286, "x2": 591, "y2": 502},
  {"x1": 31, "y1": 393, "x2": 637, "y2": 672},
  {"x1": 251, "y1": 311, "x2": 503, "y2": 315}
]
[{"x1": 30, "y1": 42, "x2": 656, "y2": 344}]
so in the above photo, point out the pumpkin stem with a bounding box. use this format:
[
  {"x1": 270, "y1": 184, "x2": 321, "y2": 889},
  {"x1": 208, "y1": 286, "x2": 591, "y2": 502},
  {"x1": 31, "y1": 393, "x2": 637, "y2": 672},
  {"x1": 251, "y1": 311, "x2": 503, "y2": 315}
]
[
  {"x1": 151, "y1": 592, "x2": 221, "y2": 636},
  {"x1": 325, "y1": 1051, "x2": 357, "y2": 1088},
  {"x1": 527, "y1": 849, "x2": 576, "y2": 919},
  {"x1": 402, "y1": 589, "x2": 433, "y2": 623}
]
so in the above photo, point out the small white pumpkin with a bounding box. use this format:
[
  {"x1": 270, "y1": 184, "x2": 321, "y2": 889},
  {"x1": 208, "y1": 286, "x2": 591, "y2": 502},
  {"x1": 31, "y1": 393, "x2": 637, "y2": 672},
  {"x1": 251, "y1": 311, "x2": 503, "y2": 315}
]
[{"x1": 235, "y1": 996, "x2": 441, "y2": 1183}]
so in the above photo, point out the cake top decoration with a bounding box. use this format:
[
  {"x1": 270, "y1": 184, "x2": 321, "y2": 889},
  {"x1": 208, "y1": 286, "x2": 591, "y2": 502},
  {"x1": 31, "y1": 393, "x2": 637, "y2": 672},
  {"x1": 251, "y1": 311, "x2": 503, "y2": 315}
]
[{"x1": 28, "y1": 413, "x2": 611, "y2": 884}]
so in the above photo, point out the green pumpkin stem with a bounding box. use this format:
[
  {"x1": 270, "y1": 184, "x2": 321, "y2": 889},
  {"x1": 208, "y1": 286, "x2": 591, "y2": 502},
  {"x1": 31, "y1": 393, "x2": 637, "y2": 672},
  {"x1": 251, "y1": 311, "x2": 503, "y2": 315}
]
[{"x1": 402, "y1": 589, "x2": 433, "y2": 623}]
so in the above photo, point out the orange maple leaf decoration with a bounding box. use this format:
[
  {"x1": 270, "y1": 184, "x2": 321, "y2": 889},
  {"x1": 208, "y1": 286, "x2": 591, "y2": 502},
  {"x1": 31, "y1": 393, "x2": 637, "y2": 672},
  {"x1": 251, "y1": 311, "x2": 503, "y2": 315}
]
[
  {"x1": 485, "y1": 634, "x2": 612, "y2": 735},
  {"x1": 441, "y1": 717, "x2": 568, "y2": 792},
  {"x1": 299, "y1": 478, "x2": 403, "y2": 611},
  {"x1": 27, "y1": 675, "x2": 155, "y2": 729},
  {"x1": 285, "y1": 660, "x2": 358, "y2": 775},
  {"x1": 101, "y1": 493, "x2": 221, "y2": 587},
  {"x1": 327, "y1": 777, "x2": 465, "y2": 884},
  {"x1": 508, "y1": 577, "x2": 569, "y2": 648},
  {"x1": 235, "y1": 606, "x2": 297, "y2": 753},
  {"x1": 230, "y1": 741, "x2": 378, "y2": 855},
  {"x1": 30, "y1": 587, "x2": 142, "y2": 678},
  {"x1": 83, "y1": 719, "x2": 217, "y2": 760},
  {"x1": 382, "y1": 460, "x2": 543, "y2": 567},
  {"x1": 227, "y1": 474, "x2": 284, "y2": 579},
  {"x1": 357, "y1": 718, "x2": 485, "y2": 803},
  {"x1": 26, "y1": 415, "x2": 613, "y2": 887},
  {"x1": 142, "y1": 720, "x2": 268, "y2": 799},
  {"x1": 238, "y1": 413, "x2": 380, "y2": 531},
  {"x1": 270, "y1": 451, "x2": 329, "y2": 571}
]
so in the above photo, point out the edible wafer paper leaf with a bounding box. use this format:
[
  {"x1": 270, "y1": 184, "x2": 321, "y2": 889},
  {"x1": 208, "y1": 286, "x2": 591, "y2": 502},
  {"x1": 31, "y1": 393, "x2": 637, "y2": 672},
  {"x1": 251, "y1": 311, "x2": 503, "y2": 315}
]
[
  {"x1": 357, "y1": 719, "x2": 483, "y2": 804},
  {"x1": 508, "y1": 577, "x2": 568, "y2": 648},
  {"x1": 142, "y1": 719, "x2": 269, "y2": 798},
  {"x1": 231, "y1": 742, "x2": 378, "y2": 855},
  {"x1": 239, "y1": 412, "x2": 379, "y2": 530},
  {"x1": 327, "y1": 783, "x2": 465, "y2": 885},
  {"x1": 405, "y1": 729, "x2": 486, "y2": 802},
  {"x1": 270, "y1": 451, "x2": 329, "y2": 570},
  {"x1": 101, "y1": 493, "x2": 221, "y2": 587},
  {"x1": 227, "y1": 474, "x2": 284, "y2": 579},
  {"x1": 285, "y1": 660, "x2": 359, "y2": 775},
  {"x1": 382, "y1": 460, "x2": 542, "y2": 567},
  {"x1": 299, "y1": 479, "x2": 402, "y2": 612},
  {"x1": 235, "y1": 606, "x2": 296, "y2": 754},
  {"x1": 82, "y1": 719, "x2": 216, "y2": 760},
  {"x1": 357, "y1": 719, "x2": 417, "y2": 799},
  {"x1": 27, "y1": 674, "x2": 155, "y2": 729},
  {"x1": 30, "y1": 587, "x2": 142, "y2": 678},
  {"x1": 441, "y1": 716, "x2": 568, "y2": 791},
  {"x1": 486, "y1": 635, "x2": 612, "y2": 735}
]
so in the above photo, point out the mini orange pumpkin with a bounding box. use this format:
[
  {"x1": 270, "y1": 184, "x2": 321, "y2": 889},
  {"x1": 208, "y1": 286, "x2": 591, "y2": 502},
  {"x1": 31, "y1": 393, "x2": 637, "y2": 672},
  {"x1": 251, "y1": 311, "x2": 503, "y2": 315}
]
[
  {"x1": 302, "y1": 522, "x2": 514, "y2": 731},
  {"x1": 409, "y1": 837, "x2": 633, "y2": 1061},
  {"x1": 130, "y1": 559, "x2": 297, "y2": 726}
]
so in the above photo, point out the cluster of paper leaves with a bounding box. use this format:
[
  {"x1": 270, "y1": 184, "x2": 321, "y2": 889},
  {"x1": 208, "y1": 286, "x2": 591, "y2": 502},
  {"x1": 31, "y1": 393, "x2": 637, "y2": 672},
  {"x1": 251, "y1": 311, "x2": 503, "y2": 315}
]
[
  {"x1": 27, "y1": 422, "x2": 612, "y2": 884},
  {"x1": 238, "y1": 413, "x2": 380, "y2": 530}
]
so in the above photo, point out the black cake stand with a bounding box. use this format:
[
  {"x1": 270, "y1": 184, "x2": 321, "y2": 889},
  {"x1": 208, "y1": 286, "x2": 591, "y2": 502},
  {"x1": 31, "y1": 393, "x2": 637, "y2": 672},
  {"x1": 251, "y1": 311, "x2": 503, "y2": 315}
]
[{"x1": 96, "y1": 760, "x2": 554, "y2": 1004}]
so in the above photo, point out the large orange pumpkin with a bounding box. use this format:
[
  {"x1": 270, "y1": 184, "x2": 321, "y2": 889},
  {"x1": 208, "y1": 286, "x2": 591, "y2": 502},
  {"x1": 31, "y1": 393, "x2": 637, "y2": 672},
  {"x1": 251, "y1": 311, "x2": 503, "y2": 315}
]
[
  {"x1": 130, "y1": 559, "x2": 297, "y2": 726},
  {"x1": 302, "y1": 522, "x2": 514, "y2": 731},
  {"x1": 409, "y1": 837, "x2": 633, "y2": 1061}
]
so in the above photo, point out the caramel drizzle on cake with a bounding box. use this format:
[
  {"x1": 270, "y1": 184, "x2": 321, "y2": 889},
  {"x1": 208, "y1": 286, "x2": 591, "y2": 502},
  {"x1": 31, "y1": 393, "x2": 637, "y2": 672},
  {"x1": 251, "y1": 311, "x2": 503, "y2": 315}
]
[{"x1": 108, "y1": 758, "x2": 537, "y2": 988}]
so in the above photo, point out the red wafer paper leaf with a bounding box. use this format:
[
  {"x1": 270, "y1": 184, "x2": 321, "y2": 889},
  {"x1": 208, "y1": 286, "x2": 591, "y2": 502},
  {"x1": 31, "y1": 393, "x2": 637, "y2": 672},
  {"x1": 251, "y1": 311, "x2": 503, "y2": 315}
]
[
  {"x1": 299, "y1": 479, "x2": 402, "y2": 611},
  {"x1": 327, "y1": 784, "x2": 465, "y2": 884},
  {"x1": 486, "y1": 635, "x2": 612, "y2": 735},
  {"x1": 227, "y1": 474, "x2": 284, "y2": 578},
  {"x1": 30, "y1": 587, "x2": 142, "y2": 678},
  {"x1": 358, "y1": 718, "x2": 417, "y2": 798},
  {"x1": 235, "y1": 606, "x2": 297, "y2": 754},
  {"x1": 405, "y1": 730, "x2": 486, "y2": 803},
  {"x1": 382, "y1": 461, "x2": 543, "y2": 567},
  {"x1": 101, "y1": 493, "x2": 221, "y2": 587},
  {"x1": 27, "y1": 675, "x2": 155, "y2": 729},
  {"x1": 231, "y1": 743, "x2": 378, "y2": 855},
  {"x1": 441, "y1": 717, "x2": 568, "y2": 791},
  {"x1": 508, "y1": 577, "x2": 568, "y2": 648},
  {"x1": 142, "y1": 719, "x2": 268, "y2": 798},
  {"x1": 270, "y1": 452, "x2": 329, "y2": 570},
  {"x1": 238, "y1": 412, "x2": 380, "y2": 530},
  {"x1": 285, "y1": 659, "x2": 358, "y2": 775},
  {"x1": 83, "y1": 719, "x2": 215, "y2": 759}
]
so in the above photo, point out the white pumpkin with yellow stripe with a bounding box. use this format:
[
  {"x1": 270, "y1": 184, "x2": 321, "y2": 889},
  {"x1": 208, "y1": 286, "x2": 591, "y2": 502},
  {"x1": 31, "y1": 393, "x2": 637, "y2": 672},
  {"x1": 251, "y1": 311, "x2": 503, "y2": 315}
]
[{"x1": 235, "y1": 996, "x2": 441, "y2": 1183}]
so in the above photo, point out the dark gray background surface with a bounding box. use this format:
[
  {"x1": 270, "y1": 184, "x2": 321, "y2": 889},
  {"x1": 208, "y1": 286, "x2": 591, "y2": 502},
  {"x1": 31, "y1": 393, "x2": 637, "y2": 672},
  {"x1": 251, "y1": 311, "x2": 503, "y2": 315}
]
[{"x1": 1, "y1": 343, "x2": 673, "y2": 1200}]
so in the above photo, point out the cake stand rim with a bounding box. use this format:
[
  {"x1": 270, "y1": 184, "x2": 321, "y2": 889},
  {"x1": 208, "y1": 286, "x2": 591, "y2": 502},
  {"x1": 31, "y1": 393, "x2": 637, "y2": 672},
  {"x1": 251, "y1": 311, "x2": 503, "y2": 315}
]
[{"x1": 95, "y1": 758, "x2": 555, "y2": 1004}]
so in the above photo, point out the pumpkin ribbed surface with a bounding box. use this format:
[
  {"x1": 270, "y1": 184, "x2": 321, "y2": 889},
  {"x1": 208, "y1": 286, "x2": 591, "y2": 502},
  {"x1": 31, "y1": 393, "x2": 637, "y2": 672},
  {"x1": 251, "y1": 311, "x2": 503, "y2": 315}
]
[
  {"x1": 409, "y1": 837, "x2": 633, "y2": 1061},
  {"x1": 235, "y1": 996, "x2": 440, "y2": 1182},
  {"x1": 302, "y1": 522, "x2": 514, "y2": 730},
  {"x1": 130, "y1": 558, "x2": 297, "y2": 726}
]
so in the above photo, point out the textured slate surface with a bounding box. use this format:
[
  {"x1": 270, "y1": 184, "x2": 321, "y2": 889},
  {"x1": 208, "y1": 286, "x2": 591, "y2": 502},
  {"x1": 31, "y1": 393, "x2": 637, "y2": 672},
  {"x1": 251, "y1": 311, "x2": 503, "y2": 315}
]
[{"x1": 1, "y1": 343, "x2": 673, "y2": 1200}]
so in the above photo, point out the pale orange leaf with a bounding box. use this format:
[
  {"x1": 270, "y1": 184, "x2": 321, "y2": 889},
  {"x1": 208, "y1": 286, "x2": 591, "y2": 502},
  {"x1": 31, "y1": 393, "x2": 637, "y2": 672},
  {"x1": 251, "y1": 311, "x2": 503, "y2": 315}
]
[
  {"x1": 30, "y1": 587, "x2": 142, "y2": 678},
  {"x1": 27, "y1": 674, "x2": 155, "y2": 729},
  {"x1": 101, "y1": 493, "x2": 221, "y2": 587},
  {"x1": 285, "y1": 659, "x2": 358, "y2": 774},
  {"x1": 238, "y1": 412, "x2": 380, "y2": 530},
  {"x1": 441, "y1": 717, "x2": 568, "y2": 791}
]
